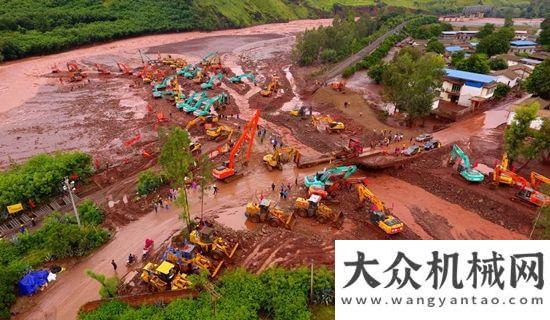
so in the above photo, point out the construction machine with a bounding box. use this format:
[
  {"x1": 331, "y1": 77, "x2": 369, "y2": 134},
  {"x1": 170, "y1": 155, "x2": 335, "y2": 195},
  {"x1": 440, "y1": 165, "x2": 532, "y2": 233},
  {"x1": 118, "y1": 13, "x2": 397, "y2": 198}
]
[
  {"x1": 206, "y1": 125, "x2": 233, "y2": 142},
  {"x1": 334, "y1": 138, "x2": 364, "y2": 160},
  {"x1": 245, "y1": 199, "x2": 294, "y2": 229},
  {"x1": 260, "y1": 76, "x2": 280, "y2": 97},
  {"x1": 356, "y1": 184, "x2": 404, "y2": 234},
  {"x1": 165, "y1": 244, "x2": 223, "y2": 278},
  {"x1": 193, "y1": 70, "x2": 207, "y2": 84},
  {"x1": 186, "y1": 114, "x2": 219, "y2": 131},
  {"x1": 200, "y1": 52, "x2": 223, "y2": 73},
  {"x1": 212, "y1": 110, "x2": 260, "y2": 181},
  {"x1": 230, "y1": 73, "x2": 256, "y2": 84},
  {"x1": 182, "y1": 93, "x2": 210, "y2": 113},
  {"x1": 94, "y1": 63, "x2": 110, "y2": 75},
  {"x1": 66, "y1": 62, "x2": 82, "y2": 73},
  {"x1": 312, "y1": 115, "x2": 345, "y2": 133},
  {"x1": 177, "y1": 65, "x2": 192, "y2": 76},
  {"x1": 289, "y1": 106, "x2": 307, "y2": 119},
  {"x1": 177, "y1": 91, "x2": 207, "y2": 111},
  {"x1": 329, "y1": 80, "x2": 346, "y2": 92},
  {"x1": 117, "y1": 62, "x2": 133, "y2": 75},
  {"x1": 201, "y1": 73, "x2": 224, "y2": 90},
  {"x1": 141, "y1": 261, "x2": 192, "y2": 291},
  {"x1": 531, "y1": 172, "x2": 550, "y2": 191},
  {"x1": 193, "y1": 92, "x2": 228, "y2": 117},
  {"x1": 184, "y1": 65, "x2": 201, "y2": 79},
  {"x1": 448, "y1": 144, "x2": 484, "y2": 183},
  {"x1": 304, "y1": 165, "x2": 357, "y2": 189},
  {"x1": 294, "y1": 195, "x2": 341, "y2": 223},
  {"x1": 263, "y1": 147, "x2": 301, "y2": 171},
  {"x1": 189, "y1": 226, "x2": 238, "y2": 260}
]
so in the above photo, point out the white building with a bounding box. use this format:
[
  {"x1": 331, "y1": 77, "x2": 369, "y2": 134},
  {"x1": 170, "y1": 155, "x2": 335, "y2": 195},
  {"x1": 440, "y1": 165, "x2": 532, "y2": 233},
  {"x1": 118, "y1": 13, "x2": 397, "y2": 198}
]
[
  {"x1": 491, "y1": 69, "x2": 520, "y2": 87},
  {"x1": 509, "y1": 40, "x2": 537, "y2": 54},
  {"x1": 439, "y1": 69, "x2": 497, "y2": 108}
]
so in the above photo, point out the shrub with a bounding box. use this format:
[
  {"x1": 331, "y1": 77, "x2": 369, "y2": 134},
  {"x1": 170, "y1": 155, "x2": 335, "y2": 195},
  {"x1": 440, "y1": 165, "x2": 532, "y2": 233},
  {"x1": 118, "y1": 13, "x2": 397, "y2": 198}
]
[
  {"x1": 367, "y1": 63, "x2": 387, "y2": 84},
  {"x1": 320, "y1": 48, "x2": 338, "y2": 63},
  {"x1": 78, "y1": 199, "x2": 104, "y2": 226},
  {"x1": 489, "y1": 57, "x2": 508, "y2": 70},
  {"x1": 136, "y1": 170, "x2": 163, "y2": 196},
  {"x1": 494, "y1": 83, "x2": 511, "y2": 99}
]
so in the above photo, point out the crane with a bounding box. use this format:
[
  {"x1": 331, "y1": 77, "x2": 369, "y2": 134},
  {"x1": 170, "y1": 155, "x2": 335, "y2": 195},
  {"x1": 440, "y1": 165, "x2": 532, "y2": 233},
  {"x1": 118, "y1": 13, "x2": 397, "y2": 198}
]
[
  {"x1": 212, "y1": 110, "x2": 260, "y2": 181},
  {"x1": 356, "y1": 184, "x2": 404, "y2": 234},
  {"x1": 449, "y1": 144, "x2": 484, "y2": 182}
]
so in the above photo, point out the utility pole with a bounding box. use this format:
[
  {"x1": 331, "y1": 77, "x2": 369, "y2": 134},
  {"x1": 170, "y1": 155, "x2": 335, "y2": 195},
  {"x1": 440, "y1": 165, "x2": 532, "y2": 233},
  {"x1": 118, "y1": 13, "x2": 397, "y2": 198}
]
[{"x1": 63, "y1": 177, "x2": 81, "y2": 227}]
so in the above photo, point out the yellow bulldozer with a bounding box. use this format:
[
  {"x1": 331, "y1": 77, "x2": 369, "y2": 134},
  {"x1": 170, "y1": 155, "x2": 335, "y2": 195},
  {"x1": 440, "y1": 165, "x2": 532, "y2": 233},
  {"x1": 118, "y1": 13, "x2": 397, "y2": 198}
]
[
  {"x1": 260, "y1": 76, "x2": 280, "y2": 97},
  {"x1": 356, "y1": 184, "x2": 403, "y2": 235},
  {"x1": 312, "y1": 115, "x2": 344, "y2": 133},
  {"x1": 141, "y1": 261, "x2": 192, "y2": 292},
  {"x1": 245, "y1": 199, "x2": 294, "y2": 229},
  {"x1": 263, "y1": 147, "x2": 301, "y2": 171},
  {"x1": 189, "y1": 226, "x2": 239, "y2": 260},
  {"x1": 165, "y1": 244, "x2": 224, "y2": 278},
  {"x1": 294, "y1": 194, "x2": 342, "y2": 224},
  {"x1": 206, "y1": 125, "x2": 234, "y2": 142}
]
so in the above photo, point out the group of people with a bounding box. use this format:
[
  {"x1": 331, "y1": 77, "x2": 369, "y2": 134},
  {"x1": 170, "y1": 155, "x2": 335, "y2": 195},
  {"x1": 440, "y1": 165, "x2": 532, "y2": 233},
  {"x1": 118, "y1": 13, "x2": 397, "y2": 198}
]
[
  {"x1": 152, "y1": 190, "x2": 177, "y2": 213},
  {"x1": 369, "y1": 128, "x2": 407, "y2": 149}
]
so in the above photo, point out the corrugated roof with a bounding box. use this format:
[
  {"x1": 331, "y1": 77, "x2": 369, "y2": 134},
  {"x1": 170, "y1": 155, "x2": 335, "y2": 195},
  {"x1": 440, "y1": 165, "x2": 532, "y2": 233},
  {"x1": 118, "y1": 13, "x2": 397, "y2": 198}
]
[
  {"x1": 442, "y1": 31, "x2": 458, "y2": 35},
  {"x1": 510, "y1": 40, "x2": 537, "y2": 46},
  {"x1": 444, "y1": 68, "x2": 497, "y2": 84},
  {"x1": 520, "y1": 58, "x2": 542, "y2": 64},
  {"x1": 445, "y1": 46, "x2": 464, "y2": 52},
  {"x1": 491, "y1": 69, "x2": 519, "y2": 80}
]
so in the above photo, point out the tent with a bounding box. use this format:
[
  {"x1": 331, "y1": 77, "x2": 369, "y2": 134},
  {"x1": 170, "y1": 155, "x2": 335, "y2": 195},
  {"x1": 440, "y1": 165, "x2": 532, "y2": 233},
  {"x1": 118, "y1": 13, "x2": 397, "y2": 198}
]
[{"x1": 18, "y1": 270, "x2": 49, "y2": 296}]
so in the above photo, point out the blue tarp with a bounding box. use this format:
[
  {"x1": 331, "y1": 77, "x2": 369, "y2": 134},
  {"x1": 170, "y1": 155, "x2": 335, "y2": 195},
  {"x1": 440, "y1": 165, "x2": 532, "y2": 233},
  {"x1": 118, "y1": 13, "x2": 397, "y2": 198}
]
[{"x1": 18, "y1": 270, "x2": 49, "y2": 296}]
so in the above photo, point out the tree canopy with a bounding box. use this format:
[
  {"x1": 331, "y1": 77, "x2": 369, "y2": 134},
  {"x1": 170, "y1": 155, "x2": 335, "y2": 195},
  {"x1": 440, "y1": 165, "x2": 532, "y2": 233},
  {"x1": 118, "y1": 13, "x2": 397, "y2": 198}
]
[
  {"x1": 426, "y1": 38, "x2": 445, "y2": 54},
  {"x1": 505, "y1": 102, "x2": 549, "y2": 163},
  {"x1": 382, "y1": 48, "x2": 445, "y2": 125},
  {"x1": 523, "y1": 58, "x2": 550, "y2": 99},
  {"x1": 476, "y1": 27, "x2": 514, "y2": 57},
  {"x1": 454, "y1": 53, "x2": 491, "y2": 74}
]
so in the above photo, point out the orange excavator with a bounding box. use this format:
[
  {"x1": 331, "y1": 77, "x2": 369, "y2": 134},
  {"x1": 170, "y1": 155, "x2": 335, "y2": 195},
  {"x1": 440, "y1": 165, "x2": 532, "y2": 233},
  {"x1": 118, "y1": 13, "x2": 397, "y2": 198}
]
[
  {"x1": 95, "y1": 63, "x2": 111, "y2": 75},
  {"x1": 493, "y1": 154, "x2": 550, "y2": 207},
  {"x1": 117, "y1": 62, "x2": 133, "y2": 75},
  {"x1": 66, "y1": 61, "x2": 86, "y2": 82},
  {"x1": 212, "y1": 110, "x2": 260, "y2": 181}
]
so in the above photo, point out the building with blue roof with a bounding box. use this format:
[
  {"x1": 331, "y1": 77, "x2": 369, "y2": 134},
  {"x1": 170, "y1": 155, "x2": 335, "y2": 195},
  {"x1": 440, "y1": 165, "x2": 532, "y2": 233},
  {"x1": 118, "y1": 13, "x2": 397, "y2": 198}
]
[
  {"x1": 510, "y1": 40, "x2": 537, "y2": 54},
  {"x1": 445, "y1": 46, "x2": 464, "y2": 54},
  {"x1": 438, "y1": 68, "x2": 497, "y2": 109}
]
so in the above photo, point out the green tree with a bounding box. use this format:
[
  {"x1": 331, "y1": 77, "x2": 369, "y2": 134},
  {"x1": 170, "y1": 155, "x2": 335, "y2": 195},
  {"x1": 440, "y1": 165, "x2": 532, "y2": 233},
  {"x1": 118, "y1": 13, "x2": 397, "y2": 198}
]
[
  {"x1": 504, "y1": 102, "x2": 539, "y2": 162},
  {"x1": 158, "y1": 126, "x2": 194, "y2": 231},
  {"x1": 524, "y1": 117, "x2": 550, "y2": 162},
  {"x1": 489, "y1": 57, "x2": 508, "y2": 70},
  {"x1": 86, "y1": 270, "x2": 118, "y2": 298},
  {"x1": 195, "y1": 154, "x2": 213, "y2": 219},
  {"x1": 454, "y1": 53, "x2": 491, "y2": 74},
  {"x1": 493, "y1": 83, "x2": 511, "y2": 99},
  {"x1": 504, "y1": 15, "x2": 514, "y2": 27},
  {"x1": 136, "y1": 170, "x2": 163, "y2": 196},
  {"x1": 382, "y1": 50, "x2": 445, "y2": 126},
  {"x1": 523, "y1": 59, "x2": 550, "y2": 99},
  {"x1": 476, "y1": 23, "x2": 495, "y2": 39},
  {"x1": 540, "y1": 16, "x2": 550, "y2": 49},
  {"x1": 450, "y1": 50, "x2": 466, "y2": 67},
  {"x1": 77, "y1": 199, "x2": 104, "y2": 226},
  {"x1": 476, "y1": 32, "x2": 511, "y2": 57},
  {"x1": 426, "y1": 38, "x2": 445, "y2": 54},
  {"x1": 367, "y1": 63, "x2": 387, "y2": 84}
]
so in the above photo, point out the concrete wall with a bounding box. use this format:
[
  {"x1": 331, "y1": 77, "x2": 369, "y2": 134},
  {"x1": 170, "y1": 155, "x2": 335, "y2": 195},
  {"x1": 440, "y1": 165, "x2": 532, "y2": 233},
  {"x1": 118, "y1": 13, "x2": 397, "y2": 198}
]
[{"x1": 495, "y1": 75, "x2": 517, "y2": 87}]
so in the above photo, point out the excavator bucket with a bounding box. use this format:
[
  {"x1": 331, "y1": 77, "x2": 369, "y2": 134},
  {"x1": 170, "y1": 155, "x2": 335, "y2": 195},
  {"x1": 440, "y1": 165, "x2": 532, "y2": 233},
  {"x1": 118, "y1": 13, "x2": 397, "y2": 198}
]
[
  {"x1": 227, "y1": 242, "x2": 239, "y2": 259},
  {"x1": 211, "y1": 260, "x2": 224, "y2": 278},
  {"x1": 284, "y1": 212, "x2": 295, "y2": 229}
]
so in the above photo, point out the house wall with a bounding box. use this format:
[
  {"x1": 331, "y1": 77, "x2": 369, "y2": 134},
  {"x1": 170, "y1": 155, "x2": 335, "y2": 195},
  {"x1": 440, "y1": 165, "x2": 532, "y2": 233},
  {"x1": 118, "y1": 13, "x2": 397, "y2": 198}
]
[
  {"x1": 506, "y1": 60, "x2": 519, "y2": 67},
  {"x1": 509, "y1": 46, "x2": 535, "y2": 54},
  {"x1": 495, "y1": 75, "x2": 517, "y2": 87},
  {"x1": 458, "y1": 85, "x2": 483, "y2": 107}
]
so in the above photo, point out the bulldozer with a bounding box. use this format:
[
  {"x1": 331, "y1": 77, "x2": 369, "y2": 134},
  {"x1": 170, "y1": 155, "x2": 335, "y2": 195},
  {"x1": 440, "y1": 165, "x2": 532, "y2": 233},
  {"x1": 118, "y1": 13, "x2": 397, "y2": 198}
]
[
  {"x1": 294, "y1": 195, "x2": 342, "y2": 224},
  {"x1": 189, "y1": 226, "x2": 238, "y2": 260},
  {"x1": 260, "y1": 76, "x2": 280, "y2": 97},
  {"x1": 245, "y1": 199, "x2": 294, "y2": 229},
  {"x1": 165, "y1": 244, "x2": 224, "y2": 278},
  {"x1": 263, "y1": 147, "x2": 301, "y2": 171},
  {"x1": 356, "y1": 184, "x2": 404, "y2": 235},
  {"x1": 312, "y1": 115, "x2": 344, "y2": 133},
  {"x1": 141, "y1": 261, "x2": 192, "y2": 291},
  {"x1": 206, "y1": 125, "x2": 233, "y2": 142}
]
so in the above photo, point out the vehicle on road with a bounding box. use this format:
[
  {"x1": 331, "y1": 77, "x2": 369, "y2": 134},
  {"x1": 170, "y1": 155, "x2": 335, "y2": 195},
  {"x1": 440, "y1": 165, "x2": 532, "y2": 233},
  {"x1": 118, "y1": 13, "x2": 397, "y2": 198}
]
[
  {"x1": 415, "y1": 133, "x2": 432, "y2": 142},
  {"x1": 402, "y1": 145, "x2": 421, "y2": 156},
  {"x1": 423, "y1": 139, "x2": 441, "y2": 150}
]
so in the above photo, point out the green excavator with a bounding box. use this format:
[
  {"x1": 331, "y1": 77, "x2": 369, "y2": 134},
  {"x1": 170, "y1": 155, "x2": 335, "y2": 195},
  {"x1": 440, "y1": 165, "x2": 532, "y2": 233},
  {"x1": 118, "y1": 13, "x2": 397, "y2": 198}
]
[
  {"x1": 182, "y1": 93, "x2": 210, "y2": 113},
  {"x1": 304, "y1": 165, "x2": 357, "y2": 188},
  {"x1": 201, "y1": 73, "x2": 224, "y2": 90},
  {"x1": 193, "y1": 93, "x2": 228, "y2": 117},
  {"x1": 177, "y1": 92, "x2": 207, "y2": 111},
  {"x1": 184, "y1": 65, "x2": 201, "y2": 79},
  {"x1": 177, "y1": 65, "x2": 192, "y2": 76},
  {"x1": 448, "y1": 144, "x2": 484, "y2": 183},
  {"x1": 230, "y1": 73, "x2": 256, "y2": 84}
]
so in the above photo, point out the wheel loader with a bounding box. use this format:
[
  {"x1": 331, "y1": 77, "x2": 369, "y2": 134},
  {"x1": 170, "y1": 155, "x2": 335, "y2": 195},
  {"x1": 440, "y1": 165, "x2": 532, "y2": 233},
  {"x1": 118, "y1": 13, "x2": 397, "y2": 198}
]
[
  {"x1": 141, "y1": 261, "x2": 192, "y2": 291},
  {"x1": 189, "y1": 226, "x2": 239, "y2": 260},
  {"x1": 312, "y1": 115, "x2": 344, "y2": 133},
  {"x1": 245, "y1": 199, "x2": 294, "y2": 229},
  {"x1": 294, "y1": 194, "x2": 342, "y2": 224},
  {"x1": 165, "y1": 244, "x2": 224, "y2": 278},
  {"x1": 263, "y1": 147, "x2": 301, "y2": 170}
]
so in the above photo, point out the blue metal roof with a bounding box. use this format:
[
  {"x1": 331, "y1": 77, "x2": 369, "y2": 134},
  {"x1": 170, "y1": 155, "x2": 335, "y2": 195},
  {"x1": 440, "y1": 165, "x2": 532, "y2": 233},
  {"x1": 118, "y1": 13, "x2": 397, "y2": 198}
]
[
  {"x1": 510, "y1": 40, "x2": 537, "y2": 46},
  {"x1": 520, "y1": 58, "x2": 542, "y2": 64},
  {"x1": 445, "y1": 46, "x2": 464, "y2": 52},
  {"x1": 444, "y1": 68, "x2": 497, "y2": 84}
]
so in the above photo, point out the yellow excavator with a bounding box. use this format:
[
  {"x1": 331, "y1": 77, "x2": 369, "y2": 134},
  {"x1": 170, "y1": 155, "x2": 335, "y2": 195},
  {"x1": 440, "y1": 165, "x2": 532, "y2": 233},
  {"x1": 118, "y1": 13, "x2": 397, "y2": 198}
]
[
  {"x1": 206, "y1": 125, "x2": 234, "y2": 142},
  {"x1": 356, "y1": 184, "x2": 403, "y2": 234},
  {"x1": 186, "y1": 114, "x2": 219, "y2": 131},
  {"x1": 263, "y1": 147, "x2": 301, "y2": 170},
  {"x1": 260, "y1": 76, "x2": 280, "y2": 97},
  {"x1": 312, "y1": 115, "x2": 344, "y2": 133},
  {"x1": 141, "y1": 261, "x2": 192, "y2": 291},
  {"x1": 294, "y1": 194, "x2": 342, "y2": 223},
  {"x1": 193, "y1": 70, "x2": 207, "y2": 84},
  {"x1": 189, "y1": 226, "x2": 239, "y2": 260},
  {"x1": 245, "y1": 199, "x2": 294, "y2": 229}
]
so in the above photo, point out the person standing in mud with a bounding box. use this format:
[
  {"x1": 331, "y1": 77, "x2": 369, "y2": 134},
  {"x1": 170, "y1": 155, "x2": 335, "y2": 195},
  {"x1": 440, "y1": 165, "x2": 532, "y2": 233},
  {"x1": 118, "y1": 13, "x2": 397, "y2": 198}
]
[
  {"x1": 271, "y1": 182, "x2": 276, "y2": 192},
  {"x1": 111, "y1": 260, "x2": 117, "y2": 272},
  {"x1": 213, "y1": 185, "x2": 218, "y2": 195}
]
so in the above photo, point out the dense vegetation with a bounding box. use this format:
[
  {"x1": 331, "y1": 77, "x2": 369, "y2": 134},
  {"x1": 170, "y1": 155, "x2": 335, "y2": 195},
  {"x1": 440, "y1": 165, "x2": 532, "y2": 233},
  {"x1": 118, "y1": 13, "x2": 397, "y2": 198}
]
[
  {"x1": 79, "y1": 267, "x2": 334, "y2": 320},
  {"x1": 136, "y1": 170, "x2": 164, "y2": 196},
  {"x1": 0, "y1": 152, "x2": 93, "y2": 220},
  {"x1": 524, "y1": 58, "x2": 550, "y2": 99},
  {"x1": 0, "y1": 203, "x2": 109, "y2": 319}
]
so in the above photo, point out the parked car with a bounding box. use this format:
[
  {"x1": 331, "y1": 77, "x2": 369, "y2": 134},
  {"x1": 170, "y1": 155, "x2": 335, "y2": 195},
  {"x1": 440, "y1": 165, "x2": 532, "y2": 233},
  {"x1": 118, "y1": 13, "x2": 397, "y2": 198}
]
[
  {"x1": 402, "y1": 145, "x2": 421, "y2": 156},
  {"x1": 415, "y1": 133, "x2": 433, "y2": 142},
  {"x1": 423, "y1": 139, "x2": 441, "y2": 150}
]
